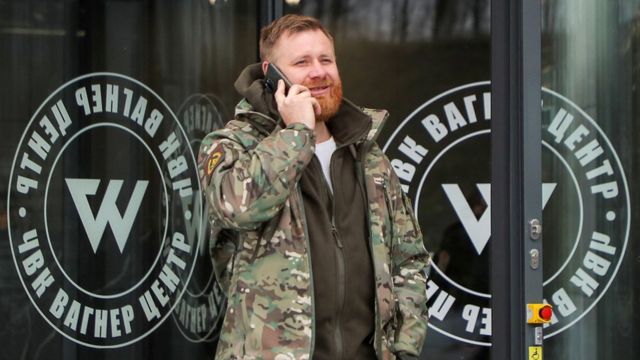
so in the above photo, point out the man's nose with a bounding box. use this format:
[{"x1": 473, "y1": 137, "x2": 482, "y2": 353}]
[{"x1": 308, "y1": 60, "x2": 327, "y2": 79}]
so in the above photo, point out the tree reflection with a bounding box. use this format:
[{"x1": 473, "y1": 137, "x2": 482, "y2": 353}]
[{"x1": 289, "y1": 0, "x2": 491, "y2": 42}]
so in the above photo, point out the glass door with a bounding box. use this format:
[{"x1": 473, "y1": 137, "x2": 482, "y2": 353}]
[
  {"x1": 0, "y1": 1, "x2": 257, "y2": 359},
  {"x1": 540, "y1": 0, "x2": 639, "y2": 358},
  {"x1": 285, "y1": 1, "x2": 493, "y2": 358}
]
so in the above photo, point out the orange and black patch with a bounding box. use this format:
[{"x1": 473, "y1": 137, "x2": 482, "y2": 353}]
[{"x1": 206, "y1": 144, "x2": 224, "y2": 176}]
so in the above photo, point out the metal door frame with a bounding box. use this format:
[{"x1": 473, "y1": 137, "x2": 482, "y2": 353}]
[{"x1": 491, "y1": 0, "x2": 543, "y2": 359}]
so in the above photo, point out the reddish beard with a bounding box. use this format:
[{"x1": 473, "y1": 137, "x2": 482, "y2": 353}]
[{"x1": 303, "y1": 79, "x2": 343, "y2": 122}]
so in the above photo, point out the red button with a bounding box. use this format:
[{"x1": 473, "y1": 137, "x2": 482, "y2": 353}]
[{"x1": 539, "y1": 305, "x2": 553, "y2": 321}]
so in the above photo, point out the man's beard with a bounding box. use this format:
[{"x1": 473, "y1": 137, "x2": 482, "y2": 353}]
[{"x1": 304, "y1": 79, "x2": 343, "y2": 123}]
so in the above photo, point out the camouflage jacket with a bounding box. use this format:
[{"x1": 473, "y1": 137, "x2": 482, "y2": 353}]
[{"x1": 198, "y1": 99, "x2": 429, "y2": 360}]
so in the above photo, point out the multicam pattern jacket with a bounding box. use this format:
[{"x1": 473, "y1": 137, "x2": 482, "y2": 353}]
[{"x1": 198, "y1": 99, "x2": 429, "y2": 360}]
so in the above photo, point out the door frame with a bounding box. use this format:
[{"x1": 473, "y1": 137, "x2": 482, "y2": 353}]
[{"x1": 491, "y1": 0, "x2": 543, "y2": 358}]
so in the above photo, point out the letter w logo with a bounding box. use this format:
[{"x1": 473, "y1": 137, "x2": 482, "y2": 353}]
[
  {"x1": 442, "y1": 183, "x2": 556, "y2": 255},
  {"x1": 65, "y1": 179, "x2": 149, "y2": 254}
]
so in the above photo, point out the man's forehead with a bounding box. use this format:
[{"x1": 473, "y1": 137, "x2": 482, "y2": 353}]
[
  {"x1": 273, "y1": 29, "x2": 334, "y2": 58},
  {"x1": 280, "y1": 28, "x2": 330, "y2": 40}
]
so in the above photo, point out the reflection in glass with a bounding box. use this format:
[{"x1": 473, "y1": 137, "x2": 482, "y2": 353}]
[
  {"x1": 289, "y1": 1, "x2": 491, "y2": 359},
  {"x1": 0, "y1": 1, "x2": 257, "y2": 359},
  {"x1": 541, "y1": 0, "x2": 640, "y2": 358}
]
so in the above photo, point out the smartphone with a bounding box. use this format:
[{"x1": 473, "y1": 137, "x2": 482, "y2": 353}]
[{"x1": 264, "y1": 63, "x2": 292, "y2": 94}]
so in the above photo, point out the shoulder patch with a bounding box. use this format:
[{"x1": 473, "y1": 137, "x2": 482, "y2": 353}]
[{"x1": 206, "y1": 144, "x2": 224, "y2": 176}]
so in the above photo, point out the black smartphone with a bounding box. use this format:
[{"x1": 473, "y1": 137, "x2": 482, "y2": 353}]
[{"x1": 264, "y1": 63, "x2": 292, "y2": 94}]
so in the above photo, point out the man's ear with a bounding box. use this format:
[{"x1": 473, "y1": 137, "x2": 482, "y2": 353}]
[{"x1": 261, "y1": 61, "x2": 269, "y2": 76}]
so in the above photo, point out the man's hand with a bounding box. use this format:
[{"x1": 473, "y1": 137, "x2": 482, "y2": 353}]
[
  {"x1": 274, "y1": 79, "x2": 322, "y2": 130},
  {"x1": 395, "y1": 352, "x2": 419, "y2": 360}
]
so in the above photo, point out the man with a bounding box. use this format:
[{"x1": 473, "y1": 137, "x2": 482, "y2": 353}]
[{"x1": 199, "y1": 14, "x2": 429, "y2": 360}]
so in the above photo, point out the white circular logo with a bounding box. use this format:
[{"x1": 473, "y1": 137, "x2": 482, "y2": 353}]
[
  {"x1": 7, "y1": 73, "x2": 202, "y2": 348},
  {"x1": 382, "y1": 82, "x2": 630, "y2": 345},
  {"x1": 171, "y1": 93, "x2": 227, "y2": 343}
]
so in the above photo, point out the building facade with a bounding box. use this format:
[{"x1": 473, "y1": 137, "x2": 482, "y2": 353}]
[{"x1": 0, "y1": 0, "x2": 638, "y2": 359}]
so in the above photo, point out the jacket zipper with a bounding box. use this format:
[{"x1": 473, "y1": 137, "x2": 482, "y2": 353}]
[
  {"x1": 331, "y1": 221, "x2": 346, "y2": 360},
  {"x1": 312, "y1": 135, "x2": 371, "y2": 359},
  {"x1": 355, "y1": 141, "x2": 384, "y2": 359},
  {"x1": 322, "y1": 153, "x2": 346, "y2": 360},
  {"x1": 296, "y1": 184, "x2": 316, "y2": 359}
]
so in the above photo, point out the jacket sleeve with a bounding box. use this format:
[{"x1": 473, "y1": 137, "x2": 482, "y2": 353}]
[
  {"x1": 386, "y1": 163, "x2": 430, "y2": 356},
  {"x1": 198, "y1": 122, "x2": 315, "y2": 231}
]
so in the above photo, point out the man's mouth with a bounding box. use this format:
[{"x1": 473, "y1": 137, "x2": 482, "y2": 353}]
[
  {"x1": 303, "y1": 78, "x2": 335, "y2": 97},
  {"x1": 309, "y1": 85, "x2": 331, "y2": 97}
]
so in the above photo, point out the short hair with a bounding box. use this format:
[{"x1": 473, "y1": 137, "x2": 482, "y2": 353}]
[{"x1": 259, "y1": 14, "x2": 334, "y2": 61}]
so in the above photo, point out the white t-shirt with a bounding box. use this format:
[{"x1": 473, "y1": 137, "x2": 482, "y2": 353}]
[{"x1": 314, "y1": 137, "x2": 337, "y2": 193}]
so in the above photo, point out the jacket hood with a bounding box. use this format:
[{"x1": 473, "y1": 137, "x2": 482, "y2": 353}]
[
  {"x1": 234, "y1": 63, "x2": 281, "y2": 122},
  {"x1": 234, "y1": 63, "x2": 388, "y2": 146}
]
